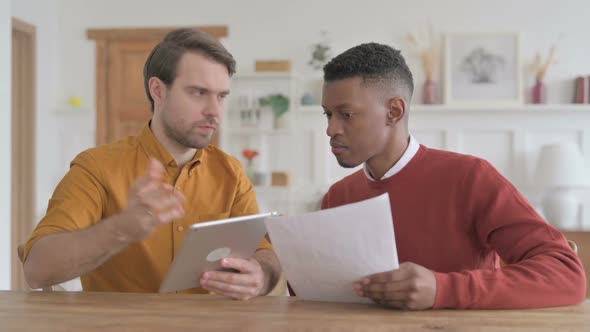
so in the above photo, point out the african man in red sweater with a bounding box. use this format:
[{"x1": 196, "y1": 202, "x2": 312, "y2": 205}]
[{"x1": 320, "y1": 43, "x2": 586, "y2": 309}]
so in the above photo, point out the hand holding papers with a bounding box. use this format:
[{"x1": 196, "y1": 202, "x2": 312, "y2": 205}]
[{"x1": 265, "y1": 193, "x2": 398, "y2": 303}]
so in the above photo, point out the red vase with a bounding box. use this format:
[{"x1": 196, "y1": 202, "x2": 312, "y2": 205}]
[
  {"x1": 422, "y1": 80, "x2": 436, "y2": 104},
  {"x1": 532, "y1": 79, "x2": 546, "y2": 104}
]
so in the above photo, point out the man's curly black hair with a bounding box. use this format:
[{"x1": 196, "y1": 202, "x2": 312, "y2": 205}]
[{"x1": 323, "y1": 42, "x2": 414, "y2": 99}]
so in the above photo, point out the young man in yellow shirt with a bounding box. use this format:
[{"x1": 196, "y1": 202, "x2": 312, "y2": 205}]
[{"x1": 23, "y1": 29, "x2": 281, "y2": 299}]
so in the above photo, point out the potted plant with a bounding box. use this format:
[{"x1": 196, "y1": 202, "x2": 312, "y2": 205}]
[{"x1": 259, "y1": 94, "x2": 289, "y2": 128}]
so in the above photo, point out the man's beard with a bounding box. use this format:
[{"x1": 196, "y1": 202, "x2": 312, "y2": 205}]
[
  {"x1": 163, "y1": 118, "x2": 213, "y2": 150},
  {"x1": 336, "y1": 156, "x2": 357, "y2": 168}
]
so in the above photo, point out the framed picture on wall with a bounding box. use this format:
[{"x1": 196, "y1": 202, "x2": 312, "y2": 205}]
[{"x1": 444, "y1": 32, "x2": 523, "y2": 106}]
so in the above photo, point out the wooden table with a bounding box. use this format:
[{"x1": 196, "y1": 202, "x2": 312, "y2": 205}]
[
  {"x1": 0, "y1": 291, "x2": 588, "y2": 331},
  {"x1": 563, "y1": 231, "x2": 590, "y2": 298}
]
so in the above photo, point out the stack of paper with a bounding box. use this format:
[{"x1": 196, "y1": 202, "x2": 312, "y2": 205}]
[{"x1": 264, "y1": 193, "x2": 398, "y2": 303}]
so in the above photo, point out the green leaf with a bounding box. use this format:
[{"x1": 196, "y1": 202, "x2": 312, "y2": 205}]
[{"x1": 259, "y1": 94, "x2": 290, "y2": 117}]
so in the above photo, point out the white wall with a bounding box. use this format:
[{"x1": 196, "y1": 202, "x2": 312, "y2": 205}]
[
  {"x1": 0, "y1": 0, "x2": 12, "y2": 290},
  {"x1": 12, "y1": 0, "x2": 62, "y2": 220},
  {"x1": 3, "y1": 0, "x2": 588, "y2": 290},
  {"x1": 18, "y1": 0, "x2": 590, "y2": 224},
  {"x1": 57, "y1": 0, "x2": 590, "y2": 108}
]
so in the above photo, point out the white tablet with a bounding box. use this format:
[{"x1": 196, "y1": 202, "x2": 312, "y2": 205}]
[{"x1": 159, "y1": 212, "x2": 279, "y2": 293}]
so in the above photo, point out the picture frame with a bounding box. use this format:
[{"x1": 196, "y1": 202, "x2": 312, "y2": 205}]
[{"x1": 444, "y1": 32, "x2": 523, "y2": 106}]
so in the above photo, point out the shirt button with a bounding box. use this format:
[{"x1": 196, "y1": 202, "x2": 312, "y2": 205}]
[{"x1": 177, "y1": 225, "x2": 184, "y2": 232}]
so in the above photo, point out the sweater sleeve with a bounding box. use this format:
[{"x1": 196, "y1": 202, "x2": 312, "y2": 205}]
[
  {"x1": 321, "y1": 192, "x2": 330, "y2": 209},
  {"x1": 433, "y1": 159, "x2": 586, "y2": 309}
]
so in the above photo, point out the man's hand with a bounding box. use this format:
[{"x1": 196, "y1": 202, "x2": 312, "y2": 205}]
[
  {"x1": 353, "y1": 262, "x2": 437, "y2": 310},
  {"x1": 116, "y1": 158, "x2": 185, "y2": 243},
  {"x1": 200, "y1": 257, "x2": 268, "y2": 300}
]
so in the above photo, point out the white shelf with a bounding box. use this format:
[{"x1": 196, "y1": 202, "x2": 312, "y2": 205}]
[
  {"x1": 226, "y1": 127, "x2": 293, "y2": 135},
  {"x1": 297, "y1": 104, "x2": 590, "y2": 114},
  {"x1": 234, "y1": 73, "x2": 297, "y2": 80},
  {"x1": 254, "y1": 186, "x2": 292, "y2": 195},
  {"x1": 298, "y1": 105, "x2": 322, "y2": 112},
  {"x1": 411, "y1": 104, "x2": 590, "y2": 113}
]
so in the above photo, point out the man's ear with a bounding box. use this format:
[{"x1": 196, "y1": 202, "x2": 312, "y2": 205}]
[
  {"x1": 148, "y1": 77, "x2": 167, "y2": 109},
  {"x1": 386, "y1": 97, "x2": 406, "y2": 126}
]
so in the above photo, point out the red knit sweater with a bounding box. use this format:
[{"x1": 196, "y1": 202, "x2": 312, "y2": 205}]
[{"x1": 321, "y1": 145, "x2": 586, "y2": 309}]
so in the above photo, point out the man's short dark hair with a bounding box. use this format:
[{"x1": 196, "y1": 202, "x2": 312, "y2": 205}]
[
  {"x1": 323, "y1": 42, "x2": 414, "y2": 99},
  {"x1": 143, "y1": 28, "x2": 236, "y2": 113}
]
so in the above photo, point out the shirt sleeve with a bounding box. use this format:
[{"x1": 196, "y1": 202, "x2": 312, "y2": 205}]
[
  {"x1": 24, "y1": 151, "x2": 107, "y2": 261},
  {"x1": 433, "y1": 159, "x2": 586, "y2": 309}
]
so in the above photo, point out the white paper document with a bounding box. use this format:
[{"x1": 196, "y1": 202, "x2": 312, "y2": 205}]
[{"x1": 264, "y1": 193, "x2": 398, "y2": 303}]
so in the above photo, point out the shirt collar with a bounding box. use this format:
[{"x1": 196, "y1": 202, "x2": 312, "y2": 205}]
[
  {"x1": 364, "y1": 135, "x2": 419, "y2": 181},
  {"x1": 138, "y1": 121, "x2": 203, "y2": 170}
]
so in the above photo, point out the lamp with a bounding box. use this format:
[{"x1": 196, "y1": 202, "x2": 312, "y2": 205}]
[{"x1": 534, "y1": 142, "x2": 590, "y2": 230}]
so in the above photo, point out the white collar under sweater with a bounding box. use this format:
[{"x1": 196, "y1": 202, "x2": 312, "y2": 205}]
[{"x1": 363, "y1": 135, "x2": 420, "y2": 181}]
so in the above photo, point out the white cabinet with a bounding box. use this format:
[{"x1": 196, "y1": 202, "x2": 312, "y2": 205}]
[
  {"x1": 222, "y1": 74, "x2": 299, "y2": 214},
  {"x1": 222, "y1": 73, "x2": 352, "y2": 215},
  {"x1": 225, "y1": 83, "x2": 590, "y2": 230}
]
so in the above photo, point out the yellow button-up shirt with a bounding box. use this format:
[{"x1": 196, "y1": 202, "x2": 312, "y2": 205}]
[{"x1": 25, "y1": 123, "x2": 270, "y2": 293}]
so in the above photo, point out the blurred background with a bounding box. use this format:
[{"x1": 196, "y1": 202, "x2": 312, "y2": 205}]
[{"x1": 2, "y1": 0, "x2": 590, "y2": 291}]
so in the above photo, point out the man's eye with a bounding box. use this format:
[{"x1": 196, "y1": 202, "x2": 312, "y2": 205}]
[
  {"x1": 343, "y1": 112, "x2": 353, "y2": 119},
  {"x1": 323, "y1": 111, "x2": 332, "y2": 118}
]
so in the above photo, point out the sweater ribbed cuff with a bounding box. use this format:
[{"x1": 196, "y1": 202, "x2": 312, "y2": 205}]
[{"x1": 432, "y1": 271, "x2": 455, "y2": 309}]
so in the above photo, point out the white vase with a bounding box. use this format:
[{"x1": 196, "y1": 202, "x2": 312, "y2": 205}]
[
  {"x1": 245, "y1": 162, "x2": 257, "y2": 184},
  {"x1": 274, "y1": 114, "x2": 288, "y2": 129}
]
